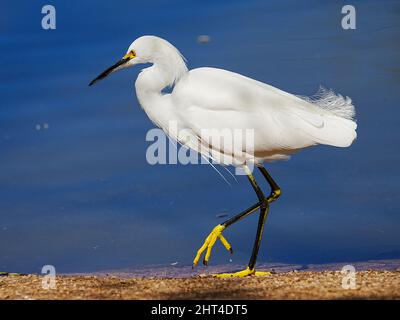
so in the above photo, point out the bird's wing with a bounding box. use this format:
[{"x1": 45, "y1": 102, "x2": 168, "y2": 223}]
[{"x1": 171, "y1": 67, "x2": 356, "y2": 160}]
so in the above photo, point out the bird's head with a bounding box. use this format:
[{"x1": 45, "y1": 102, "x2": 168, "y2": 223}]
[{"x1": 89, "y1": 36, "x2": 187, "y2": 86}]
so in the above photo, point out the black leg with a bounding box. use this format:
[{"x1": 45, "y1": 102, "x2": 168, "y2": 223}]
[
  {"x1": 243, "y1": 165, "x2": 269, "y2": 271},
  {"x1": 214, "y1": 164, "x2": 281, "y2": 270},
  {"x1": 248, "y1": 205, "x2": 268, "y2": 270},
  {"x1": 220, "y1": 165, "x2": 276, "y2": 228},
  {"x1": 222, "y1": 202, "x2": 261, "y2": 228},
  {"x1": 245, "y1": 165, "x2": 282, "y2": 271},
  {"x1": 258, "y1": 165, "x2": 281, "y2": 203},
  {"x1": 192, "y1": 164, "x2": 281, "y2": 271}
]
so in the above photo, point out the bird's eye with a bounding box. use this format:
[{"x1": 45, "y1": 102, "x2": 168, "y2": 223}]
[{"x1": 130, "y1": 50, "x2": 136, "y2": 57}]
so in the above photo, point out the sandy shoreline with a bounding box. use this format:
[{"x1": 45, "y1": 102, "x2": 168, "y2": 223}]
[{"x1": 1, "y1": 260, "x2": 400, "y2": 300}]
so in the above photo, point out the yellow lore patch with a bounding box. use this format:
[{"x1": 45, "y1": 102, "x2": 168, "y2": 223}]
[{"x1": 123, "y1": 50, "x2": 136, "y2": 60}]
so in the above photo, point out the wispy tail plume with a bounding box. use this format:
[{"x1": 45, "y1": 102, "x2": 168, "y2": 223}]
[{"x1": 298, "y1": 86, "x2": 356, "y2": 121}]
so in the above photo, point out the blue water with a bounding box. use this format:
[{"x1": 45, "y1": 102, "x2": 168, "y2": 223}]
[{"x1": 1, "y1": 0, "x2": 399, "y2": 273}]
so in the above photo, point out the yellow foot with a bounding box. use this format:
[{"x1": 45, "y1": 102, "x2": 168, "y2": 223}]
[
  {"x1": 213, "y1": 267, "x2": 272, "y2": 278},
  {"x1": 193, "y1": 224, "x2": 232, "y2": 267}
]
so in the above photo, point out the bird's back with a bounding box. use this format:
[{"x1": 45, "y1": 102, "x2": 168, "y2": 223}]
[{"x1": 171, "y1": 67, "x2": 357, "y2": 163}]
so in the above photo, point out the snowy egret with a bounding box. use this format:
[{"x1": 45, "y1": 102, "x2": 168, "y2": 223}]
[{"x1": 89, "y1": 36, "x2": 357, "y2": 277}]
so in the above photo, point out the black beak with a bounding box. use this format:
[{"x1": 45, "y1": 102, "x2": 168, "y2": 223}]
[{"x1": 89, "y1": 58, "x2": 130, "y2": 86}]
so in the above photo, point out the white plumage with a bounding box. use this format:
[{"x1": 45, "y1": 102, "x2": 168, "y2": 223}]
[
  {"x1": 89, "y1": 35, "x2": 358, "y2": 276},
  {"x1": 171, "y1": 68, "x2": 357, "y2": 164},
  {"x1": 91, "y1": 35, "x2": 357, "y2": 166}
]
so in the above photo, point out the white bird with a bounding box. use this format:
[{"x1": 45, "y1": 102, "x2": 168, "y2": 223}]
[{"x1": 90, "y1": 35, "x2": 357, "y2": 277}]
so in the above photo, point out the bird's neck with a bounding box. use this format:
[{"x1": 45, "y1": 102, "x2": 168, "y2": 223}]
[
  {"x1": 134, "y1": 42, "x2": 188, "y2": 127},
  {"x1": 135, "y1": 44, "x2": 188, "y2": 110},
  {"x1": 135, "y1": 61, "x2": 187, "y2": 111},
  {"x1": 135, "y1": 64, "x2": 170, "y2": 104},
  {"x1": 134, "y1": 64, "x2": 181, "y2": 129}
]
